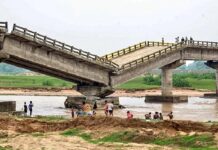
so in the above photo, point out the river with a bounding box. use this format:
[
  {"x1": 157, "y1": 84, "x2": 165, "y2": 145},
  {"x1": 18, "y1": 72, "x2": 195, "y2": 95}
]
[{"x1": 0, "y1": 95, "x2": 217, "y2": 122}]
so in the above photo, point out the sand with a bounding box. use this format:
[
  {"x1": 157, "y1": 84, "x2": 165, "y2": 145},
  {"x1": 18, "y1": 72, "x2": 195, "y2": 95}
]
[{"x1": 0, "y1": 88, "x2": 212, "y2": 97}]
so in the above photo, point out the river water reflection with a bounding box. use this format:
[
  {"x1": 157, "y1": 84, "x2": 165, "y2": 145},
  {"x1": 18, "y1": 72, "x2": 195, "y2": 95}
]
[{"x1": 0, "y1": 95, "x2": 217, "y2": 122}]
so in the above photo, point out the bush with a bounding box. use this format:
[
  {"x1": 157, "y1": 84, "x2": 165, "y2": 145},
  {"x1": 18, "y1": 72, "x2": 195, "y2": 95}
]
[
  {"x1": 42, "y1": 80, "x2": 54, "y2": 86},
  {"x1": 173, "y1": 76, "x2": 190, "y2": 87},
  {"x1": 143, "y1": 74, "x2": 161, "y2": 85}
]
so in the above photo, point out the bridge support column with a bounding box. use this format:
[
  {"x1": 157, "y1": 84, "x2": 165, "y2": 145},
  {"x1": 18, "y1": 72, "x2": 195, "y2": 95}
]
[
  {"x1": 145, "y1": 60, "x2": 188, "y2": 103},
  {"x1": 161, "y1": 67, "x2": 173, "y2": 96},
  {"x1": 161, "y1": 60, "x2": 185, "y2": 96},
  {"x1": 205, "y1": 61, "x2": 218, "y2": 96}
]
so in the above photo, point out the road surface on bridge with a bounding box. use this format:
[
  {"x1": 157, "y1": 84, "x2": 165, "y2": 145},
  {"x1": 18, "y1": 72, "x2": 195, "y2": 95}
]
[{"x1": 112, "y1": 46, "x2": 167, "y2": 66}]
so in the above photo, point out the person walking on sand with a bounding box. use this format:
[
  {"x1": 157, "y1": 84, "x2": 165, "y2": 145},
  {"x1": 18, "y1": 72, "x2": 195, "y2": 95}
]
[
  {"x1": 167, "y1": 112, "x2": 173, "y2": 120},
  {"x1": 108, "y1": 101, "x2": 114, "y2": 116},
  {"x1": 28, "y1": 101, "x2": 34, "y2": 117},
  {"x1": 127, "y1": 111, "x2": 133, "y2": 119},
  {"x1": 24, "y1": 102, "x2": 28, "y2": 116},
  {"x1": 104, "y1": 100, "x2": 108, "y2": 116}
]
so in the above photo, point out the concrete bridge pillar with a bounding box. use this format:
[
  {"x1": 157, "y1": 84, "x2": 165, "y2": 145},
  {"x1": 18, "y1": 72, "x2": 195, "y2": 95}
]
[
  {"x1": 216, "y1": 70, "x2": 218, "y2": 95},
  {"x1": 161, "y1": 60, "x2": 185, "y2": 96},
  {"x1": 161, "y1": 67, "x2": 173, "y2": 96},
  {"x1": 145, "y1": 60, "x2": 188, "y2": 102},
  {"x1": 205, "y1": 61, "x2": 218, "y2": 95}
]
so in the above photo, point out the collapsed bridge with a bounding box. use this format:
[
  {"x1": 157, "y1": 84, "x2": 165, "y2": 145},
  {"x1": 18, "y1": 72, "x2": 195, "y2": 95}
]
[{"x1": 1, "y1": 22, "x2": 218, "y2": 98}]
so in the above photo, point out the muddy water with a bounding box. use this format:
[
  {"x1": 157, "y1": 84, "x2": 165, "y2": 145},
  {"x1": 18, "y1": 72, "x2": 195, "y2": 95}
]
[{"x1": 0, "y1": 95, "x2": 217, "y2": 122}]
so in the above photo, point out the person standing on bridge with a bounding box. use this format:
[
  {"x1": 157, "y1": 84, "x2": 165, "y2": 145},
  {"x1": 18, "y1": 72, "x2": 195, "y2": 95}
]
[
  {"x1": 28, "y1": 101, "x2": 34, "y2": 117},
  {"x1": 175, "y1": 36, "x2": 180, "y2": 43},
  {"x1": 162, "y1": 37, "x2": 164, "y2": 45},
  {"x1": 181, "y1": 37, "x2": 185, "y2": 43},
  {"x1": 190, "y1": 37, "x2": 193, "y2": 44}
]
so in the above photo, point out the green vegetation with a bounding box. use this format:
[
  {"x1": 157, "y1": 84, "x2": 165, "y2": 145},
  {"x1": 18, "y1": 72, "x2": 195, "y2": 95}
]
[
  {"x1": 116, "y1": 76, "x2": 159, "y2": 90},
  {"x1": 61, "y1": 128, "x2": 93, "y2": 142},
  {"x1": 117, "y1": 73, "x2": 216, "y2": 91},
  {"x1": 97, "y1": 131, "x2": 139, "y2": 143},
  {"x1": 0, "y1": 72, "x2": 216, "y2": 91},
  {"x1": 60, "y1": 129, "x2": 217, "y2": 149},
  {"x1": 153, "y1": 134, "x2": 215, "y2": 149},
  {"x1": 35, "y1": 115, "x2": 68, "y2": 122},
  {"x1": 0, "y1": 146, "x2": 12, "y2": 150},
  {"x1": 0, "y1": 75, "x2": 75, "y2": 88}
]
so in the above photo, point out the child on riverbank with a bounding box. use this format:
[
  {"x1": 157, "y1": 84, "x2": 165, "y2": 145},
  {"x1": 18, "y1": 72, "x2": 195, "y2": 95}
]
[{"x1": 127, "y1": 111, "x2": 133, "y2": 119}]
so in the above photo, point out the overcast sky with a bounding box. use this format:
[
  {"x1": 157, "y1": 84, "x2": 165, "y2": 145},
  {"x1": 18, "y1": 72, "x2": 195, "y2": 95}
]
[{"x1": 1, "y1": 0, "x2": 218, "y2": 56}]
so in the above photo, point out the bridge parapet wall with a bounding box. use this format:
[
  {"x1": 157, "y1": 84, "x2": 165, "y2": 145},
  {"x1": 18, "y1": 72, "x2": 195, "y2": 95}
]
[
  {"x1": 12, "y1": 24, "x2": 119, "y2": 69},
  {"x1": 0, "y1": 22, "x2": 8, "y2": 49}
]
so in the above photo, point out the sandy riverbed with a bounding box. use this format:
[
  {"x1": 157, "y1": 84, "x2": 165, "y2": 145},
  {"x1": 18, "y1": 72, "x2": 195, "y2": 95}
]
[
  {"x1": 0, "y1": 88, "x2": 213, "y2": 97},
  {"x1": 0, "y1": 115, "x2": 218, "y2": 150}
]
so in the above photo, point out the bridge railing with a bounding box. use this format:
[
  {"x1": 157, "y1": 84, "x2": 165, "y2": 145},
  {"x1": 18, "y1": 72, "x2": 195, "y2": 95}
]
[
  {"x1": 102, "y1": 41, "x2": 173, "y2": 60},
  {"x1": 12, "y1": 24, "x2": 119, "y2": 68},
  {"x1": 118, "y1": 42, "x2": 184, "y2": 71},
  {"x1": 187, "y1": 40, "x2": 218, "y2": 47},
  {"x1": 0, "y1": 22, "x2": 8, "y2": 32}
]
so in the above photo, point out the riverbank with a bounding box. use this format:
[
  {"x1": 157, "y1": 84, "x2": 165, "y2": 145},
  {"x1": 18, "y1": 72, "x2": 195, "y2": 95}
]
[
  {"x1": 0, "y1": 87, "x2": 213, "y2": 97},
  {"x1": 0, "y1": 115, "x2": 218, "y2": 150}
]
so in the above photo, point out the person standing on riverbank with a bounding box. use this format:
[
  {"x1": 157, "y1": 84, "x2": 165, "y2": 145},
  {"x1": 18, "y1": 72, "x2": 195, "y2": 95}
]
[
  {"x1": 104, "y1": 100, "x2": 108, "y2": 116},
  {"x1": 145, "y1": 112, "x2": 151, "y2": 120},
  {"x1": 127, "y1": 111, "x2": 133, "y2": 119},
  {"x1": 168, "y1": 112, "x2": 173, "y2": 120},
  {"x1": 71, "y1": 107, "x2": 74, "y2": 118},
  {"x1": 159, "y1": 113, "x2": 163, "y2": 120},
  {"x1": 29, "y1": 101, "x2": 34, "y2": 117},
  {"x1": 108, "y1": 101, "x2": 114, "y2": 116},
  {"x1": 93, "y1": 101, "x2": 97, "y2": 110},
  {"x1": 24, "y1": 102, "x2": 27, "y2": 116}
]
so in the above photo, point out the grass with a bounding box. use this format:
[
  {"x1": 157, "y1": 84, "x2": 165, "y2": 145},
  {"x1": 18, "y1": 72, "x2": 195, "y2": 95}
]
[
  {"x1": 0, "y1": 75, "x2": 75, "y2": 88},
  {"x1": 153, "y1": 134, "x2": 215, "y2": 149},
  {"x1": 60, "y1": 130, "x2": 217, "y2": 149},
  {"x1": 186, "y1": 78, "x2": 216, "y2": 91},
  {"x1": 61, "y1": 128, "x2": 93, "y2": 142},
  {"x1": 0, "y1": 74, "x2": 216, "y2": 91},
  {"x1": 35, "y1": 115, "x2": 68, "y2": 122},
  {"x1": 0, "y1": 146, "x2": 12, "y2": 150},
  {"x1": 116, "y1": 77, "x2": 159, "y2": 90},
  {"x1": 117, "y1": 76, "x2": 216, "y2": 91}
]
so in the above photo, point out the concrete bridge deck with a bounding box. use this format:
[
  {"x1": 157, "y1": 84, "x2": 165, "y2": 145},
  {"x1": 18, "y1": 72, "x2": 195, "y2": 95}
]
[{"x1": 112, "y1": 46, "x2": 167, "y2": 66}]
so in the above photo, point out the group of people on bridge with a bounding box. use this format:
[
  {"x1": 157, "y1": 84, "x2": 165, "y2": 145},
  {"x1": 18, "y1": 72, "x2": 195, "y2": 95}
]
[{"x1": 175, "y1": 36, "x2": 194, "y2": 44}]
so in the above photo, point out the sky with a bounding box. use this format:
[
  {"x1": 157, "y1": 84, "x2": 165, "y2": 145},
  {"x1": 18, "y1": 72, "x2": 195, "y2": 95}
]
[{"x1": 1, "y1": 0, "x2": 218, "y2": 57}]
